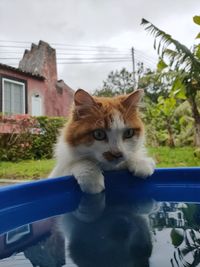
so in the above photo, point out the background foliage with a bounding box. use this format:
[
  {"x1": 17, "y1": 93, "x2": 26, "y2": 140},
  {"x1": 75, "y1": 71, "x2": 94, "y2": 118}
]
[
  {"x1": 94, "y1": 15, "x2": 200, "y2": 149},
  {"x1": 0, "y1": 115, "x2": 66, "y2": 161}
]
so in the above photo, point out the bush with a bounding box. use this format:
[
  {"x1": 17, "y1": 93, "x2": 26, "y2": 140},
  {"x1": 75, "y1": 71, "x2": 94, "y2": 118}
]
[
  {"x1": 31, "y1": 116, "x2": 66, "y2": 159},
  {"x1": 0, "y1": 115, "x2": 66, "y2": 161}
]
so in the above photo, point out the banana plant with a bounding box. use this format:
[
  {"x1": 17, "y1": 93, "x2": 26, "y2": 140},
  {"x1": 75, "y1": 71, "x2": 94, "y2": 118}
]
[
  {"x1": 171, "y1": 228, "x2": 200, "y2": 267},
  {"x1": 141, "y1": 16, "x2": 200, "y2": 147}
]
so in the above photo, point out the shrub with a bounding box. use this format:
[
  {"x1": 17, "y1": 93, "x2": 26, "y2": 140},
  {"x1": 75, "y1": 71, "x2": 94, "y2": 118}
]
[
  {"x1": 31, "y1": 116, "x2": 66, "y2": 159},
  {"x1": 0, "y1": 115, "x2": 66, "y2": 161}
]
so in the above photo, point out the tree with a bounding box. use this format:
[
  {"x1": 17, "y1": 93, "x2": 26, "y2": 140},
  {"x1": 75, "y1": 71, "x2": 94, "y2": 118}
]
[
  {"x1": 144, "y1": 91, "x2": 190, "y2": 147},
  {"x1": 137, "y1": 62, "x2": 171, "y2": 103},
  {"x1": 94, "y1": 68, "x2": 134, "y2": 96},
  {"x1": 141, "y1": 16, "x2": 200, "y2": 146},
  {"x1": 94, "y1": 65, "x2": 164, "y2": 99}
]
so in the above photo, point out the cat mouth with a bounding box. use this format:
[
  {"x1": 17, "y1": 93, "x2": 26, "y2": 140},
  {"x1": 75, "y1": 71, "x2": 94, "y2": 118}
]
[
  {"x1": 102, "y1": 153, "x2": 125, "y2": 168},
  {"x1": 103, "y1": 151, "x2": 123, "y2": 162},
  {"x1": 100, "y1": 159, "x2": 125, "y2": 171}
]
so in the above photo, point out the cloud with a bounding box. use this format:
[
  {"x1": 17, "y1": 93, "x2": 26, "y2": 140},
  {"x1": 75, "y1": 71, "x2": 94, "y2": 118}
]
[{"x1": 1, "y1": 0, "x2": 200, "y2": 91}]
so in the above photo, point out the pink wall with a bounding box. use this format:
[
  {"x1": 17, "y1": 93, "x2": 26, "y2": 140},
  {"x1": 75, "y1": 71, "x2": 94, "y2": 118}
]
[
  {"x1": 0, "y1": 68, "x2": 74, "y2": 117},
  {"x1": 44, "y1": 80, "x2": 74, "y2": 116}
]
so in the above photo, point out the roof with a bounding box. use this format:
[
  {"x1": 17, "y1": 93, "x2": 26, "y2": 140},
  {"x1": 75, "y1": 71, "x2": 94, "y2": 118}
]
[
  {"x1": 0, "y1": 63, "x2": 45, "y2": 80},
  {"x1": 56, "y1": 80, "x2": 75, "y2": 95}
]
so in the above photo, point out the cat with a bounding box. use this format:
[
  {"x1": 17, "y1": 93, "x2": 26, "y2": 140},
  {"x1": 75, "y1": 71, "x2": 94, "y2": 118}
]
[
  {"x1": 58, "y1": 193, "x2": 153, "y2": 267},
  {"x1": 49, "y1": 88, "x2": 155, "y2": 194}
]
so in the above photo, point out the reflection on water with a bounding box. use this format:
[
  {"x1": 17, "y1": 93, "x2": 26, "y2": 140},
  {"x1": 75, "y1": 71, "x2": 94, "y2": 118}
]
[
  {"x1": 150, "y1": 202, "x2": 200, "y2": 267},
  {"x1": 58, "y1": 193, "x2": 153, "y2": 267},
  {"x1": 1, "y1": 193, "x2": 200, "y2": 267}
]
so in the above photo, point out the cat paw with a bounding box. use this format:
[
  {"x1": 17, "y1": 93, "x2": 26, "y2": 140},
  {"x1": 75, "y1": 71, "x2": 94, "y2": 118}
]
[
  {"x1": 76, "y1": 173, "x2": 105, "y2": 194},
  {"x1": 79, "y1": 181, "x2": 105, "y2": 194},
  {"x1": 71, "y1": 161, "x2": 105, "y2": 194},
  {"x1": 128, "y1": 157, "x2": 155, "y2": 179}
]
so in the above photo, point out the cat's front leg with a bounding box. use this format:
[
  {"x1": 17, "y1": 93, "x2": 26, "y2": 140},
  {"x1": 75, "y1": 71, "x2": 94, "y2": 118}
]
[
  {"x1": 127, "y1": 154, "x2": 155, "y2": 178},
  {"x1": 70, "y1": 160, "x2": 105, "y2": 194}
]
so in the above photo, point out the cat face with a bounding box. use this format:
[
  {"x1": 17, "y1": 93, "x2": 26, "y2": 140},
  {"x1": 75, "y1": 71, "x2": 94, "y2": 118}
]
[{"x1": 65, "y1": 89, "x2": 145, "y2": 169}]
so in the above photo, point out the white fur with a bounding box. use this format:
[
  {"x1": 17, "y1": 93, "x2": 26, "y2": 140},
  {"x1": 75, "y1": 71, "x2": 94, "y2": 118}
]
[{"x1": 49, "y1": 112, "x2": 155, "y2": 194}]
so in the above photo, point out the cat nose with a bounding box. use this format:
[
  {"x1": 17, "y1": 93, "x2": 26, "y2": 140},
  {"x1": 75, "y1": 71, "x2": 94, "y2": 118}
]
[{"x1": 111, "y1": 150, "x2": 123, "y2": 159}]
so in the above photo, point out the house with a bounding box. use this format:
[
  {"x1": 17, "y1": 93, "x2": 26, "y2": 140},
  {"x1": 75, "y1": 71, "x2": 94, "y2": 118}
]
[
  {"x1": 150, "y1": 202, "x2": 187, "y2": 228},
  {"x1": 0, "y1": 41, "x2": 74, "y2": 117}
]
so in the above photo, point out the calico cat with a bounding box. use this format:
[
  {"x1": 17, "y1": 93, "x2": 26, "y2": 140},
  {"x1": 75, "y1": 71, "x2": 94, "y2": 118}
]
[{"x1": 49, "y1": 89, "x2": 155, "y2": 194}]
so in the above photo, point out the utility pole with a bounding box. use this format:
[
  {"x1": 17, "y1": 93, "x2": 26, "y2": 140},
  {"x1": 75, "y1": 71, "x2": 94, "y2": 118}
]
[{"x1": 131, "y1": 47, "x2": 136, "y2": 90}]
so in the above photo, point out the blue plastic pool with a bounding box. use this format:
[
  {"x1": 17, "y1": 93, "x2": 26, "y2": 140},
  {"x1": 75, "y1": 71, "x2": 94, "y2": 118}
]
[{"x1": 1, "y1": 167, "x2": 200, "y2": 267}]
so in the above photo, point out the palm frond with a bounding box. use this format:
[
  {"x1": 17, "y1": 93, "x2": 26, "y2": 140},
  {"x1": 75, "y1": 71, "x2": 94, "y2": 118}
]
[{"x1": 141, "y1": 19, "x2": 200, "y2": 73}]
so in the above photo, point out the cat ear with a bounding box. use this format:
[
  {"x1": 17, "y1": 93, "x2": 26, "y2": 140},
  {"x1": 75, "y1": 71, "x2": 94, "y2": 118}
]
[
  {"x1": 73, "y1": 89, "x2": 98, "y2": 120},
  {"x1": 122, "y1": 89, "x2": 144, "y2": 108},
  {"x1": 74, "y1": 89, "x2": 96, "y2": 106}
]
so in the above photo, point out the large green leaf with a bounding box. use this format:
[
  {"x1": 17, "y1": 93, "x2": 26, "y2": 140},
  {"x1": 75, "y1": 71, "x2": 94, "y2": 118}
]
[
  {"x1": 172, "y1": 78, "x2": 186, "y2": 100},
  {"x1": 195, "y1": 32, "x2": 200, "y2": 39},
  {"x1": 196, "y1": 45, "x2": 200, "y2": 59},
  {"x1": 170, "y1": 228, "x2": 184, "y2": 247},
  {"x1": 157, "y1": 58, "x2": 168, "y2": 71},
  {"x1": 193, "y1": 16, "x2": 200, "y2": 25}
]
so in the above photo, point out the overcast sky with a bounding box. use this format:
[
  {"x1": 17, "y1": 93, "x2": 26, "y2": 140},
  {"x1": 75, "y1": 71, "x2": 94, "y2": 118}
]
[{"x1": 0, "y1": 0, "x2": 200, "y2": 92}]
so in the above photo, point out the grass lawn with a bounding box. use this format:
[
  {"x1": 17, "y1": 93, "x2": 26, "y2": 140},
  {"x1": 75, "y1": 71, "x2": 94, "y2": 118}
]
[
  {"x1": 0, "y1": 159, "x2": 55, "y2": 180},
  {"x1": 148, "y1": 146, "x2": 200, "y2": 167},
  {"x1": 0, "y1": 147, "x2": 200, "y2": 181}
]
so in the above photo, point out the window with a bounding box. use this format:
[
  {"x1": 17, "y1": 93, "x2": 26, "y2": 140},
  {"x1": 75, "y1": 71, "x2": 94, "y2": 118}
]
[{"x1": 2, "y1": 78, "x2": 26, "y2": 115}]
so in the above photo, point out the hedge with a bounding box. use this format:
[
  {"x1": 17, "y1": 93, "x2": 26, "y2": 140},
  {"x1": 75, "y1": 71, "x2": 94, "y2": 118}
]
[{"x1": 0, "y1": 115, "x2": 66, "y2": 161}]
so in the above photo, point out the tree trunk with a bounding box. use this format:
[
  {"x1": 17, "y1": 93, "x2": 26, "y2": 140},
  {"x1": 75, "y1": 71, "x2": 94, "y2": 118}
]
[
  {"x1": 188, "y1": 94, "x2": 200, "y2": 147},
  {"x1": 167, "y1": 121, "x2": 175, "y2": 147}
]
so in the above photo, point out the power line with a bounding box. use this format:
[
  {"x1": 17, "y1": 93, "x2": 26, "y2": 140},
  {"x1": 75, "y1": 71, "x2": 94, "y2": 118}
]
[
  {"x1": 58, "y1": 57, "x2": 132, "y2": 60},
  {"x1": 135, "y1": 49, "x2": 157, "y2": 63},
  {"x1": 0, "y1": 57, "x2": 132, "y2": 61},
  {"x1": 135, "y1": 55, "x2": 157, "y2": 67},
  {"x1": 0, "y1": 40, "x2": 157, "y2": 63},
  {"x1": 0, "y1": 61, "x2": 132, "y2": 65},
  {"x1": 0, "y1": 57, "x2": 156, "y2": 68},
  {"x1": 0, "y1": 50, "x2": 24, "y2": 54},
  {"x1": 0, "y1": 43, "x2": 152, "y2": 61},
  {"x1": 0, "y1": 40, "x2": 31, "y2": 44},
  {"x1": 0, "y1": 45, "x2": 28, "y2": 49},
  {"x1": 0, "y1": 56, "x2": 155, "y2": 68},
  {"x1": 134, "y1": 54, "x2": 156, "y2": 67},
  {"x1": 0, "y1": 44, "x2": 130, "y2": 53},
  {"x1": 135, "y1": 49, "x2": 156, "y2": 59},
  {"x1": 0, "y1": 40, "x2": 157, "y2": 69},
  {"x1": 0, "y1": 39, "x2": 130, "y2": 51},
  {"x1": 0, "y1": 51, "x2": 132, "y2": 57},
  {"x1": 0, "y1": 57, "x2": 21, "y2": 60},
  {"x1": 131, "y1": 47, "x2": 136, "y2": 89},
  {"x1": 0, "y1": 59, "x2": 132, "y2": 63},
  {"x1": 57, "y1": 52, "x2": 131, "y2": 56},
  {"x1": 57, "y1": 60, "x2": 132, "y2": 64}
]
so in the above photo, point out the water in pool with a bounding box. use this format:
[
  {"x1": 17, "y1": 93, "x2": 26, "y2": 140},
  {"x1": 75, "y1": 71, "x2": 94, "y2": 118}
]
[{"x1": 1, "y1": 191, "x2": 200, "y2": 267}]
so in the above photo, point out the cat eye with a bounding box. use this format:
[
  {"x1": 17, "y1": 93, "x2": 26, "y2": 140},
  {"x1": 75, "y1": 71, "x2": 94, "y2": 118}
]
[
  {"x1": 123, "y1": 128, "x2": 135, "y2": 139},
  {"x1": 93, "y1": 129, "x2": 107, "y2": 141}
]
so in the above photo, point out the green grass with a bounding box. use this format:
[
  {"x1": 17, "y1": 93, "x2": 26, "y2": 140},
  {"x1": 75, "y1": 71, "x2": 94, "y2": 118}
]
[
  {"x1": 0, "y1": 147, "x2": 200, "y2": 180},
  {"x1": 0, "y1": 159, "x2": 56, "y2": 180},
  {"x1": 148, "y1": 147, "x2": 200, "y2": 167}
]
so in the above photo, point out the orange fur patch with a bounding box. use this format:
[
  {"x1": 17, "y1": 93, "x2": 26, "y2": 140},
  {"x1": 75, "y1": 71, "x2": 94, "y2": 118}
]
[{"x1": 65, "y1": 95, "x2": 144, "y2": 146}]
